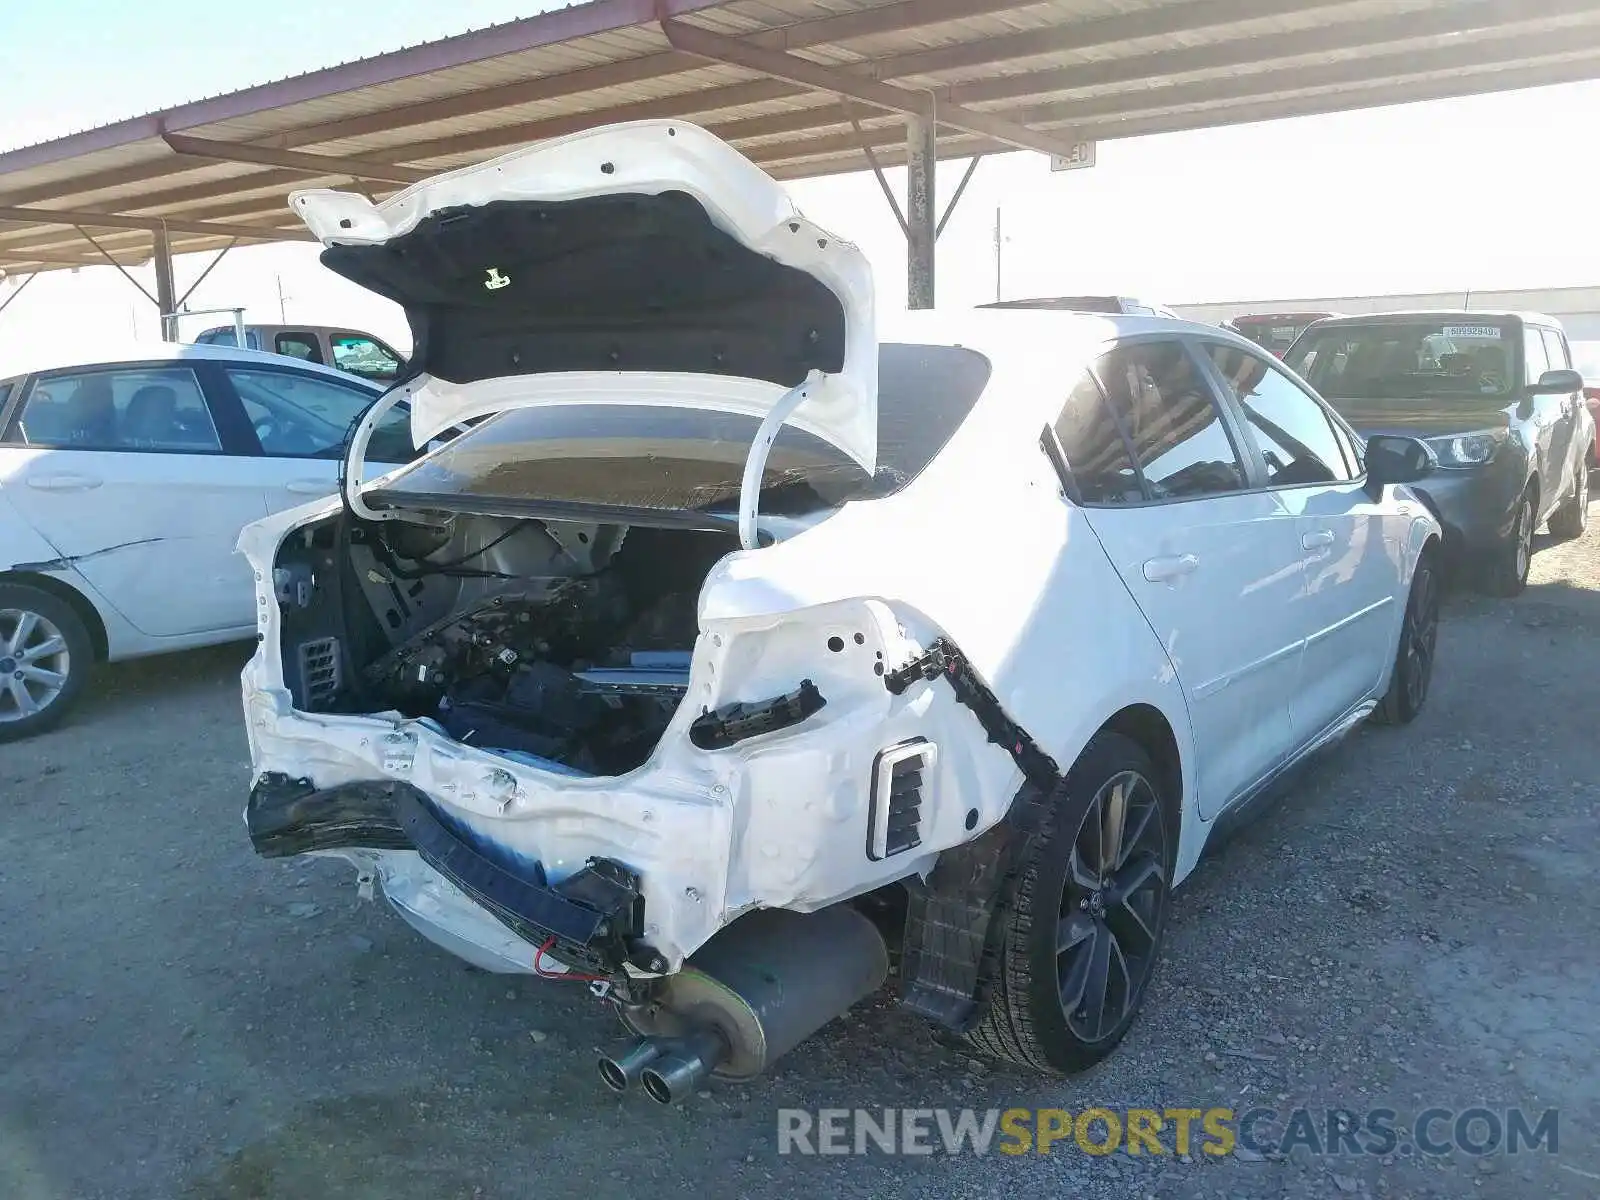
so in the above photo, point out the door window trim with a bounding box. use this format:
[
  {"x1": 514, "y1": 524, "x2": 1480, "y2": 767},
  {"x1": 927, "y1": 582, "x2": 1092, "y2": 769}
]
[
  {"x1": 0, "y1": 361, "x2": 257, "y2": 456},
  {"x1": 1048, "y1": 333, "x2": 1261, "y2": 509},
  {"x1": 1193, "y1": 337, "x2": 1368, "y2": 490},
  {"x1": 205, "y1": 360, "x2": 387, "y2": 459}
]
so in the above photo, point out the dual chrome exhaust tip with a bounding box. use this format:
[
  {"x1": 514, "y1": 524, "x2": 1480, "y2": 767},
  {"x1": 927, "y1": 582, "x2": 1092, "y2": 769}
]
[{"x1": 598, "y1": 1029, "x2": 727, "y2": 1105}]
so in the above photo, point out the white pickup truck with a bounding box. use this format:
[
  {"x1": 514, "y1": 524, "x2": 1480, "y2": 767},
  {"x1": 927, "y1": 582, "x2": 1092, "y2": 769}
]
[{"x1": 193, "y1": 322, "x2": 407, "y2": 383}]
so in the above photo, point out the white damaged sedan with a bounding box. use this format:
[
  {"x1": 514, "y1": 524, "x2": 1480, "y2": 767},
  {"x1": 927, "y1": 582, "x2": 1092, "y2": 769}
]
[{"x1": 239, "y1": 121, "x2": 1443, "y2": 1102}]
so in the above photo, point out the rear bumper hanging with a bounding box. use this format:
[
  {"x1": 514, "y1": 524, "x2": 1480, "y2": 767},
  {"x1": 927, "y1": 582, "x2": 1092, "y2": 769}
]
[{"x1": 246, "y1": 772, "x2": 645, "y2": 974}]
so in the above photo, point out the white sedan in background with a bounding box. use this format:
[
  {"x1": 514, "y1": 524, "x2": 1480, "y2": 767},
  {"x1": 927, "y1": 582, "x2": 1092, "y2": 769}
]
[{"x1": 0, "y1": 342, "x2": 411, "y2": 740}]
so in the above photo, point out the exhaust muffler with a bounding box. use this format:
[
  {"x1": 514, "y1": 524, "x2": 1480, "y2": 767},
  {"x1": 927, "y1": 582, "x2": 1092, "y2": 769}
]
[{"x1": 600, "y1": 905, "x2": 888, "y2": 1103}]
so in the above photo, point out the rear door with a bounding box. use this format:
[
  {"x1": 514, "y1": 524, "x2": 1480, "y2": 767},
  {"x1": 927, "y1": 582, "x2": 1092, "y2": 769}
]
[
  {"x1": 1538, "y1": 326, "x2": 1581, "y2": 509},
  {"x1": 1059, "y1": 338, "x2": 1306, "y2": 818},
  {"x1": 1519, "y1": 325, "x2": 1564, "y2": 522},
  {"x1": 209, "y1": 362, "x2": 411, "y2": 507},
  {"x1": 1199, "y1": 340, "x2": 1401, "y2": 736},
  {"x1": 0, "y1": 361, "x2": 267, "y2": 637}
]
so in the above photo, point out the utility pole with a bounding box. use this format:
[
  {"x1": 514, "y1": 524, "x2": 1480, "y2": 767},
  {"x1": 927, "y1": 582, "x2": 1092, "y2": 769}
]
[
  {"x1": 276, "y1": 274, "x2": 289, "y2": 323},
  {"x1": 993, "y1": 207, "x2": 1003, "y2": 303},
  {"x1": 905, "y1": 116, "x2": 936, "y2": 310}
]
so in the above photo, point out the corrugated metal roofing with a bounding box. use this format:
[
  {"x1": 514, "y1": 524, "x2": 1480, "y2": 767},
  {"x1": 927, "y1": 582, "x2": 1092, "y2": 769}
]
[{"x1": 3, "y1": 0, "x2": 1599, "y2": 273}]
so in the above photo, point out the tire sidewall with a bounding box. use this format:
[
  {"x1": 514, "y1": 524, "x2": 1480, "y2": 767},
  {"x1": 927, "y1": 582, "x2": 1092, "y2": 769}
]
[
  {"x1": 0, "y1": 582, "x2": 94, "y2": 741},
  {"x1": 1022, "y1": 732, "x2": 1174, "y2": 1069},
  {"x1": 1485, "y1": 494, "x2": 1533, "y2": 596},
  {"x1": 1387, "y1": 552, "x2": 1439, "y2": 723}
]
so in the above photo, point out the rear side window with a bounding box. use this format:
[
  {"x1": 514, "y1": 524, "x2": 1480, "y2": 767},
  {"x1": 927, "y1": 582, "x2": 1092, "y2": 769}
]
[
  {"x1": 11, "y1": 366, "x2": 221, "y2": 453},
  {"x1": 274, "y1": 333, "x2": 323, "y2": 364},
  {"x1": 1204, "y1": 343, "x2": 1356, "y2": 484},
  {"x1": 1523, "y1": 327, "x2": 1550, "y2": 384},
  {"x1": 196, "y1": 327, "x2": 261, "y2": 350},
  {"x1": 1093, "y1": 341, "x2": 1246, "y2": 500},
  {"x1": 1051, "y1": 370, "x2": 1142, "y2": 504},
  {"x1": 1539, "y1": 327, "x2": 1569, "y2": 370}
]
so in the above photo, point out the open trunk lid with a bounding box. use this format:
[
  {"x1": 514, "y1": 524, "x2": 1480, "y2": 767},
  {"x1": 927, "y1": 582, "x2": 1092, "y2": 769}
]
[{"x1": 290, "y1": 120, "x2": 878, "y2": 470}]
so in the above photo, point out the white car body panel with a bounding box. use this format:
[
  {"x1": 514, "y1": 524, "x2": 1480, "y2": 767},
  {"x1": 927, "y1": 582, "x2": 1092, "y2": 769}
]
[
  {"x1": 239, "y1": 128, "x2": 1441, "y2": 992},
  {"x1": 1083, "y1": 490, "x2": 1305, "y2": 821},
  {"x1": 0, "y1": 443, "x2": 268, "y2": 637},
  {"x1": 291, "y1": 120, "x2": 879, "y2": 471},
  {"x1": 0, "y1": 342, "x2": 397, "y2": 661},
  {"x1": 238, "y1": 316, "x2": 1321, "y2": 970}
]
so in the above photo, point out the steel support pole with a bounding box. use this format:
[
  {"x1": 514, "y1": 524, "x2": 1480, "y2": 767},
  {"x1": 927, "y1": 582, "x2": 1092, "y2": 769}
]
[
  {"x1": 152, "y1": 225, "x2": 177, "y2": 340},
  {"x1": 905, "y1": 115, "x2": 936, "y2": 310}
]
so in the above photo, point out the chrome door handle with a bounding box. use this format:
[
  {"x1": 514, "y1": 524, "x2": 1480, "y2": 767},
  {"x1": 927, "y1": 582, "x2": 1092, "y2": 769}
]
[
  {"x1": 25, "y1": 472, "x2": 103, "y2": 491},
  {"x1": 1143, "y1": 553, "x2": 1199, "y2": 583},
  {"x1": 1301, "y1": 529, "x2": 1335, "y2": 550}
]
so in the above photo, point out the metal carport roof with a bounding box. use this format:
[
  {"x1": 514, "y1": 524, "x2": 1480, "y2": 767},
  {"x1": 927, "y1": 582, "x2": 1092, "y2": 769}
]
[{"x1": 2, "y1": 0, "x2": 1598, "y2": 299}]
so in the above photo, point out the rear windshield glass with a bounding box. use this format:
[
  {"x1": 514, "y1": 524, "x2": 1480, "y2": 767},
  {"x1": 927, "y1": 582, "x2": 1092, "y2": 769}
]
[
  {"x1": 1285, "y1": 319, "x2": 1518, "y2": 400},
  {"x1": 375, "y1": 343, "x2": 991, "y2": 518}
]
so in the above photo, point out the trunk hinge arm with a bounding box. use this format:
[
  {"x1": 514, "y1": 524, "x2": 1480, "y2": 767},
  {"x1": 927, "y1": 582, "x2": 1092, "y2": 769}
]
[
  {"x1": 340, "y1": 383, "x2": 445, "y2": 524},
  {"x1": 738, "y1": 369, "x2": 824, "y2": 551}
]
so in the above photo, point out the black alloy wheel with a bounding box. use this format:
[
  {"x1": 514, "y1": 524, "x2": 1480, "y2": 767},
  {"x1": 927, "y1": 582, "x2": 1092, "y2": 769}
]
[{"x1": 1055, "y1": 769, "x2": 1169, "y2": 1044}]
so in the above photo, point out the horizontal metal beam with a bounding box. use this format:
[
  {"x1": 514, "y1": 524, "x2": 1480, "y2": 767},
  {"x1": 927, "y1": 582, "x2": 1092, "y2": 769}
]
[
  {"x1": 0, "y1": 186, "x2": 336, "y2": 256},
  {"x1": 0, "y1": 248, "x2": 145, "y2": 267},
  {"x1": 947, "y1": 0, "x2": 1600, "y2": 107},
  {"x1": 292, "y1": 0, "x2": 1387, "y2": 175},
  {"x1": 1062, "y1": 53, "x2": 1600, "y2": 143},
  {"x1": 766, "y1": 139, "x2": 1003, "y2": 182},
  {"x1": 161, "y1": 134, "x2": 428, "y2": 185},
  {"x1": 0, "y1": 205, "x2": 311, "y2": 241},
  {"x1": 268, "y1": 0, "x2": 1038, "y2": 151},
  {"x1": 0, "y1": 0, "x2": 731, "y2": 178},
  {"x1": 762, "y1": 50, "x2": 1600, "y2": 173},
  {"x1": 869, "y1": 0, "x2": 1353, "y2": 81},
  {"x1": 1009, "y1": 29, "x2": 1600, "y2": 130},
  {"x1": 394, "y1": 77, "x2": 800, "y2": 165},
  {"x1": 660, "y1": 19, "x2": 1078, "y2": 158}
]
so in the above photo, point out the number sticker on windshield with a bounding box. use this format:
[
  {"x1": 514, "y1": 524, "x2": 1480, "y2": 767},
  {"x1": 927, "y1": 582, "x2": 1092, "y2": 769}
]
[{"x1": 1442, "y1": 325, "x2": 1502, "y2": 340}]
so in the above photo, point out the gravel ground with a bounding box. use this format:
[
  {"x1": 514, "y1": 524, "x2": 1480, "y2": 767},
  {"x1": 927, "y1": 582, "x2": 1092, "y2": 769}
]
[{"x1": 2, "y1": 497, "x2": 1597, "y2": 1200}]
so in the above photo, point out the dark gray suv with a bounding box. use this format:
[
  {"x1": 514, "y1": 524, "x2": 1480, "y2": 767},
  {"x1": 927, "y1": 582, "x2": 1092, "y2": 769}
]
[{"x1": 1284, "y1": 311, "x2": 1592, "y2": 595}]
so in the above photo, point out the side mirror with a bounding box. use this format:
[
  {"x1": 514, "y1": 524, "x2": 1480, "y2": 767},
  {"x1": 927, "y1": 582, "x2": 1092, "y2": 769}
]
[
  {"x1": 1528, "y1": 368, "x2": 1583, "y2": 395},
  {"x1": 1364, "y1": 434, "x2": 1436, "y2": 496}
]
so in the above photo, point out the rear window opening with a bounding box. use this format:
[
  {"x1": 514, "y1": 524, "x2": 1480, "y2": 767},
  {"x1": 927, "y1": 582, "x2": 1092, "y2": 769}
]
[
  {"x1": 365, "y1": 342, "x2": 992, "y2": 533},
  {"x1": 270, "y1": 342, "x2": 991, "y2": 779}
]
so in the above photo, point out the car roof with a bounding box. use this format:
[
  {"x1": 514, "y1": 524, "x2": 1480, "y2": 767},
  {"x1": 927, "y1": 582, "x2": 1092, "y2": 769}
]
[
  {"x1": 195, "y1": 322, "x2": 374, "y2": 335},
  {"x1": 1308, "y1": 309, "x2": 1560, "y2": 328},
  {"x1": 0, "y1": 339, "x2": 384, "y2": 387},
  {"x1": 884, "y1": 306, "x2": 1256, "y2": 355}
]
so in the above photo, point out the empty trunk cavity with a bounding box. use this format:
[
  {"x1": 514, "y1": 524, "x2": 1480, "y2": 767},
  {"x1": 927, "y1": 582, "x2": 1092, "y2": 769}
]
[{"x1": 270, "y1": 510, "x2": 737, "y2": 778}]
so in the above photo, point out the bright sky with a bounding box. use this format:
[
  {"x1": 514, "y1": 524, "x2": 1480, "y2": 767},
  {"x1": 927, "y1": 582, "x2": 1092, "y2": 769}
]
[{"x1": 3, "y1": 0, "x2": 1599, "y2": 367}]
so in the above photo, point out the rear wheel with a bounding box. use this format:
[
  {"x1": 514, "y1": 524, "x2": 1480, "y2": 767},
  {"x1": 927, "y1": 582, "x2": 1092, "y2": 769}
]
[
  {"x1": 1480, "y1": 492, "x2": 1533, "y2": 597},
  {"x1": 0, "y1": 584, "x2": 93, "y2": 742},
  {"x1": 1548, "y1": 463, "x2": 1589, "y2": 540},
  {"x1": 964, "y1": 731, "x2": 1173, "y2": 1074},
  {"x1": 1373, "y1": 550, "x2": 1440, "y2": 726}
]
